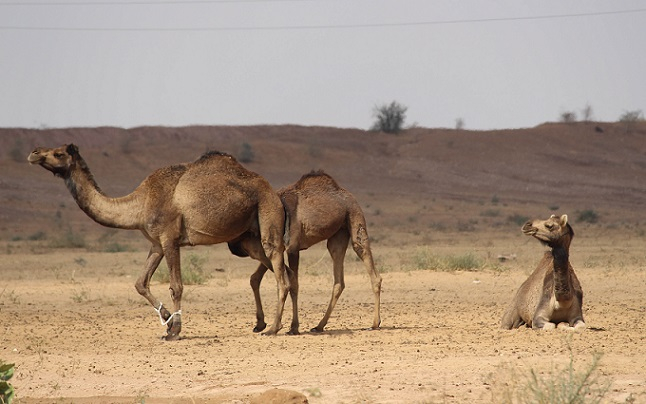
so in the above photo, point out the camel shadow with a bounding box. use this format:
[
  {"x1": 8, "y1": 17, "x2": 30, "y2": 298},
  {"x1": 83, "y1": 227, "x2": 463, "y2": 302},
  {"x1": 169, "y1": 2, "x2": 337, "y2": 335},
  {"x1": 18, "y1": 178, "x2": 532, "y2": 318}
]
[{"x1": 176, "y1": 325, "x2": 420, "y2": 341}]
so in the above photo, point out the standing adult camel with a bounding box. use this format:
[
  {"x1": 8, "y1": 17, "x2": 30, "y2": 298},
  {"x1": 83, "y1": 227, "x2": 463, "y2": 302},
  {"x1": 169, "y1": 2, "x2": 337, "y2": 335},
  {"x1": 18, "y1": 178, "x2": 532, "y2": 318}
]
[
  {"x1": 29, "y1": 144, "x2": 290, "y2": 340},
  {"x1": 229, "y1": 170, "x2": 382, "y2": 335}
]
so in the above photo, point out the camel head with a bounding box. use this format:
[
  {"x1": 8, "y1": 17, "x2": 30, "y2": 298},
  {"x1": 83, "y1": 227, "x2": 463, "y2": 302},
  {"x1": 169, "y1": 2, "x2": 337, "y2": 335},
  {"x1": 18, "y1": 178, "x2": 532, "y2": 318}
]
[
  {"x1": 522, "y1": 214, "x2": 574, "y2": 249},
  {"x1": 28, "y1": 144, "x2": 80, "y2": 178}
]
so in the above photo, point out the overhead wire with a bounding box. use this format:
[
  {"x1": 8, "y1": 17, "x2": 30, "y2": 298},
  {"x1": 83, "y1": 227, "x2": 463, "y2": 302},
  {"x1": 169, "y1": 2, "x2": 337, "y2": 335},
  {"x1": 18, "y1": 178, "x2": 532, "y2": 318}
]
[
  {"x1": 0, "y1": 0, "x2": 321, "y2": 5},
  {"x1": 0, "y1": 5, "x2": 644, "y2": 32}
]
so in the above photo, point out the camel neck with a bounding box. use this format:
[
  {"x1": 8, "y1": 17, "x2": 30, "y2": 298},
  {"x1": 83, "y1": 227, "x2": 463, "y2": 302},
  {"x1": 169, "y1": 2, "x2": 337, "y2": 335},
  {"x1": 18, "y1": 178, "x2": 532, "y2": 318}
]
[
  {"x1": 64, "y1": 158, "x2": 142, "y2": 230},
  {"x1": 551, "y1": 245, "x2": 572, "y2": 300}
]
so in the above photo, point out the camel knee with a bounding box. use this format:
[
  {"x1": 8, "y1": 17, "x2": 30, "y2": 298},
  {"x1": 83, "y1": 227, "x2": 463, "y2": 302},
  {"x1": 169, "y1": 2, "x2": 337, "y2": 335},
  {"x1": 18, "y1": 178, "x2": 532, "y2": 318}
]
[
  {"x1": 250, "y1": 270, "x2": 264, "y2": 289},
  {"x1": 169, "y1": 284, "x2": 183, "y2": 301},
  {"x1": 373, "y1": 275, "x2": 382, "y2": 293},
  {"x1": 134, "y1": 279, "x2": 148, "y2": 296},
  {"x1": 351, "y1": 224, "x2": 371, "y2": 255},
  {"x1": 352, "y1": 241, "x2": 368, "y2": 259}
]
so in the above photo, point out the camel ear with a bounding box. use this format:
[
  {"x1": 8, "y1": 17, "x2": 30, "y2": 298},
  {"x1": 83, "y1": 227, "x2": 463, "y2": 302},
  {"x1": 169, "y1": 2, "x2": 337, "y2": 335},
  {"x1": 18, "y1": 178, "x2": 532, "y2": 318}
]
[
  {"x1": 66, "y1": 144, "x2": 79, "y2": 157},
  {"x1": 560, "y1": 214, "x2": 568, "y2": 227}
]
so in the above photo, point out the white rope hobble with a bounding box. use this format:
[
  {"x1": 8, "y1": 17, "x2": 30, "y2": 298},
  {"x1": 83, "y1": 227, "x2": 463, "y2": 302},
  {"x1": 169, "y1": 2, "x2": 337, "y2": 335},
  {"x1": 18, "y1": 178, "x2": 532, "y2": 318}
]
[{"x1": 154, "y1": 303, "x2": 181, "y2": 326}]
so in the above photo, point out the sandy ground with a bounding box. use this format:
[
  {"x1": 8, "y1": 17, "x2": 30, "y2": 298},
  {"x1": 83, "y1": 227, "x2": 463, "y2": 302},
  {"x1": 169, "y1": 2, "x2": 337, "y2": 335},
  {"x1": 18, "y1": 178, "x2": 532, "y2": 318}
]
[{"x1": 1, "y1": 229, "x2": 645, "y2": 404}]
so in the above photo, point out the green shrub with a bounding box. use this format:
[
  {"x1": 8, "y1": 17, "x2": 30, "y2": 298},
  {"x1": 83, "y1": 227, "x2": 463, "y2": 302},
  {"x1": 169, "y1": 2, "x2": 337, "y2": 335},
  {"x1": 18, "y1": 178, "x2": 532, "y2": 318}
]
[
  {"x1": 27, "y1": 231, "x2": 47, "y2": 241},
  {"x1": 371, "y1": 101, "x2": 407, "y2": 134},
  {"x1": 153, "y1": 253, "x2": 211, "y2": 285},
  {"x1": 577, "y1": 209, "x2": 599, "y2": 224},
  {"x1": 411, "y1": 249, "x2": 484, "y2": 272},
  {"x1": 508, "y1": 214, "x2": 529, "y2": 227},
  {"x1": 480, "y1": 209, "x2": 500, "y2": 217},
  {"x1": 103, "y1": 242, "x2": 133, "y2": 253},
  {"x1": 498, "y1": 350, "x2": 611, "y2": 404},
  {"x1": 238, "y1": 142, "x2": 255, "y2": 163},
  {"x1": 49, "y1": 228, "x2": 86, "y2": 249},
  {"x1": 0, "y1": 361, "x2": 15, "y2": 404}
]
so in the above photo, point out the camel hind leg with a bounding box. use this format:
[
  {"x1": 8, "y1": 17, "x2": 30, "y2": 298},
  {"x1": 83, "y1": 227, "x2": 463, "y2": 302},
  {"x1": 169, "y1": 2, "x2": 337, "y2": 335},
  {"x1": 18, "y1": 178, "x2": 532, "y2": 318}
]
[
  {"x1": 256, "y1": 196, "x2": 290, "y2": 336},
  {"x1": 349, "y1": 215, "x2": 382, "y2": 329},
  {"x1": 250, "y1": 263, "x2": 269, "y2": 333},
  {"x1": 285, "y1": 251, "x2": 300, "y2": 335},
  {"x1": 237, "y1": 235, "x2": 279, "y2": 333},
  {"x1": 248, "y1": 249, "x2": 300, "y2": 335},
  {"x1": 311, "y1": 229, "x2": 349, "y2": 333}
]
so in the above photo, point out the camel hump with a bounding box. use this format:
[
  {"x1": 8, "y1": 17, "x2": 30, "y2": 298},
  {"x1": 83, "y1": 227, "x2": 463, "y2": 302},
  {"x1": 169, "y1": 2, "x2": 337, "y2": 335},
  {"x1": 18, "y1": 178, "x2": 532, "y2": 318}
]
[
  {"x1": 192, "y1": 150, "x2": 262, "y2": 181},
  {"x1": 195, "y1": 150, "x2": 235, "y2": 163},
  {"x1": 294, "y1": 170, "x2": 341, "y2": 190}
]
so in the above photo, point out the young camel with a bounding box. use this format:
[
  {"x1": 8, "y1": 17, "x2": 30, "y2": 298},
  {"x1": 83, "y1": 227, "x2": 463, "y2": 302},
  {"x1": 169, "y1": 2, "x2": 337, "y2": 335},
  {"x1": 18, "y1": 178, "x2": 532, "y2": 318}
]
[
  {"x1": 501, "y1": 214, "x2": 585, "y2": 330},
  {"x1": 229, "y1": 171, "x2": 382, "y2": 335},
  {"x1": 28, "y1": 144, "x2": 290, "y2": 340}
]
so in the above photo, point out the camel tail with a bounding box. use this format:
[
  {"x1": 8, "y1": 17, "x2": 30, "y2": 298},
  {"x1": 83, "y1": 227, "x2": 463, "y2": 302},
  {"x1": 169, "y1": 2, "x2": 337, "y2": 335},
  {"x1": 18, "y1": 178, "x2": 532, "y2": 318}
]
[{"x1": 281, "y1": 198, "x2": 291, "y2": 247}]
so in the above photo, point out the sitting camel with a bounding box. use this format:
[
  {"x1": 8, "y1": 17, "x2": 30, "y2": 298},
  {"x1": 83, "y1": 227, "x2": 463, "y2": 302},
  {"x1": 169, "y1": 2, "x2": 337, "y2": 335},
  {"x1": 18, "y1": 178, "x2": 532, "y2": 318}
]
[
  {"x1": 501, "y1": 214, "x2": 585, "y2": 330},
  {"x1": 229, "y1": 170, "x2": 382, "y2": 334},
  {"x1": 28, "y1": 144, "x2": 290, "y2": 340}
]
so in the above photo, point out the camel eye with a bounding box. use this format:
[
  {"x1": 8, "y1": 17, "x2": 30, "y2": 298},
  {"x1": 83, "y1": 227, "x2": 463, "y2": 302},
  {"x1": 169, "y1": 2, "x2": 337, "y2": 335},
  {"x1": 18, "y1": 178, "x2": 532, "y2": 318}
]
[
  {"x1": 546, "y1": 223, "x2": 555, "y2": 230},
  {"x1": 54, "y1": 153, "x2": 64, "y2": 159}
]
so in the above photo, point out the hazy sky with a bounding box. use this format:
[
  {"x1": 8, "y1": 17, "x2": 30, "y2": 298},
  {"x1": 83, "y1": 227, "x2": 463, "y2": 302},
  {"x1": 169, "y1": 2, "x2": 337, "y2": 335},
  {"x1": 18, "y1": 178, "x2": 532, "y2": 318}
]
[{"x1": 1, "y1": 0, "x2": 645, "y2": 130}]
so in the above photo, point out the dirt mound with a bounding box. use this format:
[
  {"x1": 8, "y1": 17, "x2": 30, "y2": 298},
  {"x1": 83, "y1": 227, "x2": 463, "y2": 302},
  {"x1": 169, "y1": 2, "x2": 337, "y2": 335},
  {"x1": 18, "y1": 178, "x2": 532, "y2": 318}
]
[{"x1": 2, "y1": 122, "x2": 645, "y2": 241}]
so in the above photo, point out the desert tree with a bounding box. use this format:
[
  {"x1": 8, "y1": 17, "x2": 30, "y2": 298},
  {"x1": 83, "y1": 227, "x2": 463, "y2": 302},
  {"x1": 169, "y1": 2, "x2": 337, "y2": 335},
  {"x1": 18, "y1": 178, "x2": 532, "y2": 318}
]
[
  {"x1": 560, "y1": 111, "x2": 577, "y2": 123},
  {"x1": 238, "y1": 142, "x2": 255, "y2": 163},
  {"x1": 619, "y1": 109, "x2": 644, "y2": 123},
  {"x1": 371, "y1": 101, "x2": 407, "y2": 134},
  {"x1": 619, "y1": 109, "x2": 644, "y2": 134},
  {"x1": 581, "y1": 104, "x2": 594, "y2": 122}
]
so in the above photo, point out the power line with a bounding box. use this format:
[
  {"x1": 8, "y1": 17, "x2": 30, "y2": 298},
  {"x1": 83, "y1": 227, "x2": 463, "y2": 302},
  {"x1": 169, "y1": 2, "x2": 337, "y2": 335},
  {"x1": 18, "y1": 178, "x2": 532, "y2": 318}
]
[
  {"x1": 1, "y1": 7, "x2": 645, "y2": 32},
  {"x1": 0, "y1": 0, "x2": 318, "y2": 5}
]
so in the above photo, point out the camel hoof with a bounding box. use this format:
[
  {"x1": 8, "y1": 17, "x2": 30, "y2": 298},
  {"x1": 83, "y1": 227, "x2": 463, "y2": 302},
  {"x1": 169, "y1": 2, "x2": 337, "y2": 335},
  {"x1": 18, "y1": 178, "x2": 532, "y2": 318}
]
[
  {"x1": 166, "y1": 320, "x2": 182, "y2": 340},
  {"x1": 162, "y1": 333, "x2": 181, "y2": 341},
  {"x1": 309, "y1": 327, "x2": 325, "y2": 333},
  {"x1": 286, "y1": 329, "x2": 300, "y2": 336},
  {"x1": 253, "y1": 322, "x2": 267, "y2": 333},
  {"x1": 261, "y1": 329, "x2": 278, "y2": 336}
]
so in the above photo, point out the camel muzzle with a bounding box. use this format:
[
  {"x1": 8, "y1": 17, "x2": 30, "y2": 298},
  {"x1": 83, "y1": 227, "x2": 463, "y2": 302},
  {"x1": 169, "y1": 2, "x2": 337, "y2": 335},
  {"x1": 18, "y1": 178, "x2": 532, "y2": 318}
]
[
  {"x1": 521, "y1": 222, "x2": 536, "y2": 235},
  {"x1": 27, "y1": 152, "x2": 44, "y2": 165}
]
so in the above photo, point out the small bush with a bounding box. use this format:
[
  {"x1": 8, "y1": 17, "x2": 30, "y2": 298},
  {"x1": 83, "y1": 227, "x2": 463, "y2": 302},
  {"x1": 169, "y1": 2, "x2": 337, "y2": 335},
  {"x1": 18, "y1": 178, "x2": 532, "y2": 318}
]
[
  {"x1": 618, "y1": 109, "x2": 644, "y2": 123},
  {"x1": 480, "y1": 209, "x2": 500, "y2": 218},
  {"x1": 496, "y1": 350, "x2": 611, "y2": 404},
  {"x1": 508, "y1": 214, "x2": 529, "y2": 227},
  {"x1": 153, "y1": 253, "x2": 211, "y2": 285},
  {"x1": 8, "y1": 139, "x2": 24, "y2": 163},
  {"x1": 577, "y1": 210, "x2": 599, "y2": 224},
  {"x1": 371, "y1": 101, "x2": 407, "y2": 134},
  {"x1": 411, "y1": 249, "x2": 485, "y2": 272},
  {"x1": 49, "y1": 228, "x2": 86, "y2": 249},
  {"x1": 238, "y1": 142, "x2": 254, "y2": 163},
  {"x1": 27, "y1": 231, "x2": 47, "y2": 241},
  {"x1": 0, "y1": 361, "x2": 16, "y2": 404},
  {"x1": 560, "y1": 111, "x2": 577, "y2": 123},
  {"x1": 103, "y1": 242, "x2": 133, "y2": 253},
  {"x1": 71, "y1": 289, "x2": 90, "y2": 304}
]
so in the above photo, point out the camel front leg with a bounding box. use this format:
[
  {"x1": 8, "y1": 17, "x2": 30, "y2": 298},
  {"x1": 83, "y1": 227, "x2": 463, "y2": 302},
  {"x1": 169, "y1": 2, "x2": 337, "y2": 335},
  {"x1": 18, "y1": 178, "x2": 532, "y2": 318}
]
[
  {"x1": 162, "y1": 241, "x2": 183, "y2": 340},
  {"x1": 312, "y1": 230, "x2": 348, "y2": 333},
  {"x1": 250, "y1": 263, "x2": 269, "y2": 333},
  {"x1": 350, "y1": 223, "x2": 382, "y2": 330},
  {"x1": 135, "y1": 246, "x2": 174, "y2": 329}
]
